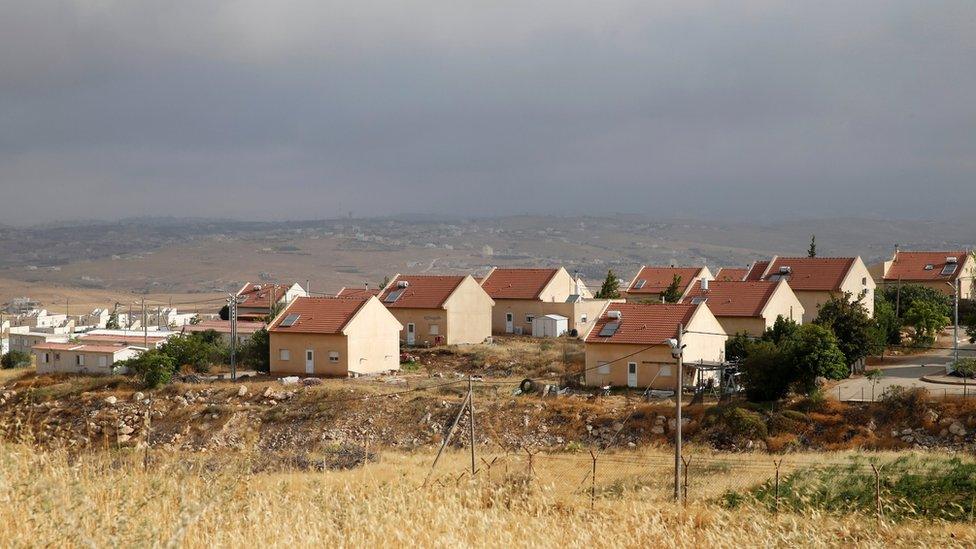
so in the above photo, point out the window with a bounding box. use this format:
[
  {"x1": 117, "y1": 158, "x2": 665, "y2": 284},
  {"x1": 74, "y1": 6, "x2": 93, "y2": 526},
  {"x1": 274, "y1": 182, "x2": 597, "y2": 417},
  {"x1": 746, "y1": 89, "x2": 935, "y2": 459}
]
[
  {"x1": 279, "y1": 349, "x2": 290, "y2": 361},
  {"x1": 429, "y1": 324, "x2": 439, "y2": 335},
  {"x1": 42, "y1": 353, "x2": 50, "y2": 364},
  {"x1": 862, "y1": 277, "x2": 868, "y2": 285},
  {"x1": 525, "y1": 314, "x2": 535, "y2": 323},
  {"x1": 329, "y1": 351, "x2": 340, "y2": 363},
  {"x1": 924, "y1": 264, "x2": 934, "y2": 270},
  {"x1": 659, "y1": 365, "x2": 672, "y2": 377},
  {"x1": 76, "y1": 355, "x2": 85, "y2": 366},
  {"x1": 55, "y1": 353, "x2": 61, "y2": 361},
  {"x1": 597, "y1": 362, "x2": 610, "y2": 375},
  {"x1": 98, "y1": 356, "x2": 108, "y2": 368},
  {"x1": 580, "y1": 313, "x2": 588, "y2": 323},
  {"x1": 628, "y1": 362, "x2": 637, "y2": 374}
]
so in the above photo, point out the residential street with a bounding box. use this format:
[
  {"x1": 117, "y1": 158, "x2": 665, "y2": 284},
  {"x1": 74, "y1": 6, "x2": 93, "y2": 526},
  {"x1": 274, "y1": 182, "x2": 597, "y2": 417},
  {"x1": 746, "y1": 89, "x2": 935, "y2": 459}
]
[{"x1": 834, "y1": 334, "x2": 976, "y2": 401}]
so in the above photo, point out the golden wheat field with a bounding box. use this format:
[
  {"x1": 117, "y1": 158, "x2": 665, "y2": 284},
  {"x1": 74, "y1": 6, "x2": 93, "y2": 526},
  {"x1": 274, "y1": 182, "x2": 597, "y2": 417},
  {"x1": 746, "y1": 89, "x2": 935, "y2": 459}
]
[{"x1": 1, "y1": 444, "x2": 974, "y2": 548}]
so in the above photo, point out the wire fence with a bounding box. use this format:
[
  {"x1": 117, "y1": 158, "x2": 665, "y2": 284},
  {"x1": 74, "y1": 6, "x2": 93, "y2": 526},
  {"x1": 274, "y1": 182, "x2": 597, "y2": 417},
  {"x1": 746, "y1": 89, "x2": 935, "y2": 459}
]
[{"x1": 424, "y1": 449, "x2": 976, "y2": 522}]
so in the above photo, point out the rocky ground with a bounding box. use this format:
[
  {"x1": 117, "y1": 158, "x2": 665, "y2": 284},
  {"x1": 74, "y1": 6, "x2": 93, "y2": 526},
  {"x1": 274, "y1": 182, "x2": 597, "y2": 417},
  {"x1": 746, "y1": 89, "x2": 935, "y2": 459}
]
[{"x1": 3, "y1": 369, "x2": 976, "y2": 461}]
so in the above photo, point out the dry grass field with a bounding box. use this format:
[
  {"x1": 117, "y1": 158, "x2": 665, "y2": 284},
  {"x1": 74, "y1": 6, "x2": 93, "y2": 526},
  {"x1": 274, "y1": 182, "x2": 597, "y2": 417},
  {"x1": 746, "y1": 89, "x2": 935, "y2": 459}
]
[{"x1": 1, "y1": 443, "x2": 973, "y2": 547}]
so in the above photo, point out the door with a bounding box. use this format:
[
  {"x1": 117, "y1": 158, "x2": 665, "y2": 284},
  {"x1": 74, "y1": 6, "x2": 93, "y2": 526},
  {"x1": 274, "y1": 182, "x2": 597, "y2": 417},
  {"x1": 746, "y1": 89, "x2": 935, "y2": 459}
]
[
  {"x1": 407, "y1": 323, "x2": 416, "y2": 345},
  {"x1": 305, "y1": 349, "x2": 314, "y2": 374},
  {"x1": 505, "y1": 313, "x2": 514, "y2": 333},
  {"x1": 627, "y1": 362, "x2": 638, "y2": 388}
]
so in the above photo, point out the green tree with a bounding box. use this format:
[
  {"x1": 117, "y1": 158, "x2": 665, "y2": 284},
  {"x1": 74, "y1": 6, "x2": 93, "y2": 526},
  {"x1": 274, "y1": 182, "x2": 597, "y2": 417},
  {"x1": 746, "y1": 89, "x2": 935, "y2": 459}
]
[
  {"x1": 903, "y1": 300, "x2": 949, "y2": 346},
  {"x1": 762, "y1": 315, "x2": 799, "y2": 345},
  {"x1": 594, "y1": 270, "x2": 621, "y2": 299},
  {"x1": 783, "y1": 323, "x2": 849, "y2": 392},
  {"x1": 122, "y1": 351, "x2": 177, "y2": 388},
  {"x1": 881, "y1": 284, "x2": 951, "y2": 319},
  {"x1": 267, "y1": 301, "x2": 285, "y2": 322},
  {"x1": 239, "y1": 328, "x2": 270, "y2": 373},
  {"x1": 661, "y1": 274, "x2": 683, "y2": 303},
  {"x1": 157, "y1": 333, "x2": 227, "y2": 373},
  {"x1": 106, "y1": 304, "x2": 121, "y2": 330},
  {"x1": 1, "y1": 350, "x2": 32, "y2": 369},
  {"x1": 813, "y1": 292, "x2": 874, "y2": 366},
  {"x1": 725, "y1": 332, "x2": 752, "y2": 362},
  {"x1": 738, "y1": 340, "x2": 791, "y2": 401},
  {"x1": 807, "y1": 234, "x2": 816, "y2": 257},
  {"x1": 218, "y1": 305, "x2": 230, "y2": 321},
  {"x1": 870, "y1": 295, "x2": 901, "y2": 356}
]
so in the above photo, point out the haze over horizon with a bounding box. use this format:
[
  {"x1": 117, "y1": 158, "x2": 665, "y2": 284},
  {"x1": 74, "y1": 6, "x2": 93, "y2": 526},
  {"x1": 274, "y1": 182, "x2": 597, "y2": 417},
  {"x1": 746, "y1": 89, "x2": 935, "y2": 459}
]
[{"x1": 1, "y1": 1, "x2": 974, "y2": 225}]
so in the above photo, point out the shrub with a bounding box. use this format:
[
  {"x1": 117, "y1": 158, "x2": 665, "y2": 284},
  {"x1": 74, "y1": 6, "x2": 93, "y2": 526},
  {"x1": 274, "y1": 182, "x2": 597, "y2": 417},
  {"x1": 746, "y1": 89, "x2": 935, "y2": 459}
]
[
  {"x1": 738, "y1": 340, "x2": 790, "y2": 401},
  {"x1": 952, "y1": 357, "x2": 976, "y2": 379},
  {"x1": 704, "y1": 406, "x2": 768, "y2": 439},
  {"x1": 1, "y1": 350, "x2": 32, "y2": 369},
  {"x1": 783, "y1": 324, "x2": 848, "y2": 391},
  {"x1": 878, "y1": 386, "x2": 929, "y2": 424},
  {"x1": 814, "y1": 291, "x2": 875, "y2": 366},
  {"x1": 122, "y1": 351, "x2": 177, "y2": 388}
]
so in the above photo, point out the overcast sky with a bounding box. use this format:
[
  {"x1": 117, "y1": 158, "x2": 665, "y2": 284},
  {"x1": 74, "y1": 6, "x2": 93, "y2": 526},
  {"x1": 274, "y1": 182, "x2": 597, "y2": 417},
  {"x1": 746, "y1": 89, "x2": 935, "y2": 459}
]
[{"x1": 1, "y1": 1, "x2": 974, "y2": 225}]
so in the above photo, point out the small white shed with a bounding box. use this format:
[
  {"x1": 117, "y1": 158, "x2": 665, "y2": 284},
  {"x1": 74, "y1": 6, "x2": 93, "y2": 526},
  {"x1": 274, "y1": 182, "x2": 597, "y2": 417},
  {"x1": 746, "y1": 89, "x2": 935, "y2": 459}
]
[{"x1": 532, "y1": 314, "x2": 568, "y2": 338}]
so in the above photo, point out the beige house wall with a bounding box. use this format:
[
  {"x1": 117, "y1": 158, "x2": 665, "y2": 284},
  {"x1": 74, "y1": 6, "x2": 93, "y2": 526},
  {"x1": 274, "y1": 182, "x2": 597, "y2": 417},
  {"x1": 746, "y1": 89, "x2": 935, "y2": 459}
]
[
  {"x1": 715, "y1": 316, "x2": 766, "y2": 337},
  {"x1": 839, "y1": 257, "x2": 876, "y2": 318},
  {"x1": 760, "y1": 280, "x2": 805, "y2": 327},
  {"x1": 442, "y1": 276, "x2": 494, "y2": 345},
  {"x1": 270, "y1": 332, "x2": 349, "y2": 376},
  {"x1": 35, "y1": 348, "x2": 138, "y2": 375},
  {"x1": 389, "y1": 307, "x2": 448, "y2": 346},
  {"x1": 680, "y1": 305, "x2": 728, "y2": 364},
  {"x1": 343, "y1": 298, "x2": 402, "y2": 374}
]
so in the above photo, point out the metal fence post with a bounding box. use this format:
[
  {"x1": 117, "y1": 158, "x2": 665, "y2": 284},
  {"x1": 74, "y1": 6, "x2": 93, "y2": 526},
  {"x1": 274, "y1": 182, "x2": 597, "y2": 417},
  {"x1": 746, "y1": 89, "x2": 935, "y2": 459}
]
[
  {"x1": 589, "y1": 450, "x2": 597, "y2": 510},
  {"x1": 773, "y1": 459, "x2": 782, "y2": 514},
  {"x1": 871, "y1": 463, "x2": 882, "y2": 524}
]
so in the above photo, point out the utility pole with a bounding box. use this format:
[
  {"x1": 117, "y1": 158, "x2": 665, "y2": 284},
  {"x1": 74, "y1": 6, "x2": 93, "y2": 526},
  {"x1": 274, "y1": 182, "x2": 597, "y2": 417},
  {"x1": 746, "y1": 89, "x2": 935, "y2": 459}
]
[
  {"x1": 468, "y1": 375, "x2": 476, "y2": 476},
  {"x1": 950, "y1": 279, "x2": 960, "y2": 364},
  {"x1": 142, "y1": 298, "x2": 148, "y2": 349},
  {"x1": 671, "y1": 323, "x2": 685, "y2": 502},
  {"x1": 228, "y1": 293, "x2": 241, "y2": 381}
]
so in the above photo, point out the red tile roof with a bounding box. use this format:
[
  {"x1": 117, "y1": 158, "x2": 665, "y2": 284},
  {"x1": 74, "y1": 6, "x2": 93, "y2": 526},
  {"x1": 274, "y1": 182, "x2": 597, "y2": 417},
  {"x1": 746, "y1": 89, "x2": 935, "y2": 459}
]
[
  {"x1": 883, "y1": 250, "x2": 971, "y2": 282},
  {"x1": 336, "y1": 287, "x2": 382, "y2": 298},
  {"x1": 627, "y1": 267, "x2": 703, "y2": 295},
  {"x1": 236, "y1": 283, "x2": 288, "y2": 309},
  {"x1": 183, "y1": 320, "x2": 266, "y2": 335},
  {"x1": 379, "y1": 275, "x2": 465, "y2": 309},
  {"x1": 480, "y1": 268, "x2": 560, "y2": 300},
  {"x1": 759, "y1": 257, "x2": 856, "y2": 291},
  {"x1": 79, "y1": 334, "x2": 169, "y2": 345},
  {"x1": 268, "y1": 296, "x2": 370, "y2": 335},
  {"x1": 714, "y1": 268, "x2": 748, "y2": 281},
  {"x1": 683, "y1": 280, "x2": 779, "y2": 317},
  {"x1": 586, "y1": 303, "x2": 698, "y2": 345},
  {"x1": 744, "y1": 261, "x2": 769, "y2": 281}
]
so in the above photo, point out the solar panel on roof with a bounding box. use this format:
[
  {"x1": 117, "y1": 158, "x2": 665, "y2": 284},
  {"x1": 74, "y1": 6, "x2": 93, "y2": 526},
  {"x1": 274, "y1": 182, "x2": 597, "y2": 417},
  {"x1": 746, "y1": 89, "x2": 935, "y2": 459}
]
[
  {"x1": 384, "y1": 289, "x2": 406, "y2": 303},
  {"x1": 690, "y1": 297, "x2": 708, "y2": 305},
  {"x1": 598, "y1": 321, "x2": 620, "y2": 337},
  {"x1": 634, "y1": 280, "x2": 646, "y2": 289},
  {"x1": 279, "y1": 314, "x2": 301, "y2": 327},
  {"x1": 941, "y1": 264, "x2": 958, "y2": 276}
]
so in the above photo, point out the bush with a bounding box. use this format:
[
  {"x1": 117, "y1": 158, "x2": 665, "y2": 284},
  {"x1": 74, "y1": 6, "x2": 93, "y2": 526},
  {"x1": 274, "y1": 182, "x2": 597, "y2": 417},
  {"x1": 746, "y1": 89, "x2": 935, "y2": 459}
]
[
  {"x1": 1, "y1": 350, "x2": 32, "y2": 369},
  {"x1": 238, "y1": 328, "x2": 270, "y2": 373},
  {"x1": 783, "y1": 324, "x2": 848, "y2": 392},
  {"x1": 952, "y1": 357, "x2": 976, "y2": 379},
  {"x1": 704, "y1": 406, "x2": 768, "y2": 439},
  {"x1": 813, "y1": 292, "x2": 874, "y2": 366},
  {"x1": 122, "y1": 351, "x2": 177, "y2": 388},
  {"x1": 738, "y1": 341, "x2": 791, "y2": 401}
]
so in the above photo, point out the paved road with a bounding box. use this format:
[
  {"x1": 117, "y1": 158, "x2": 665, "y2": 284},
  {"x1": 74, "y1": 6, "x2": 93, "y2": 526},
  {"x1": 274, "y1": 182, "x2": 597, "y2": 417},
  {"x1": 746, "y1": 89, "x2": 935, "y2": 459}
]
[{"x1": 834, "y1": 337, "x2": 976, "y2": 401}]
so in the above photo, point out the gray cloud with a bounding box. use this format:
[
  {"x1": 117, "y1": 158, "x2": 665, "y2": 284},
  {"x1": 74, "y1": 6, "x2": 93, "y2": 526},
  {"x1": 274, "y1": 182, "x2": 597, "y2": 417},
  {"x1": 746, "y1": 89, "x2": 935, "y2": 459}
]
[{"x1": 1, "y1": 0, "x2": 974, "y2": 224}]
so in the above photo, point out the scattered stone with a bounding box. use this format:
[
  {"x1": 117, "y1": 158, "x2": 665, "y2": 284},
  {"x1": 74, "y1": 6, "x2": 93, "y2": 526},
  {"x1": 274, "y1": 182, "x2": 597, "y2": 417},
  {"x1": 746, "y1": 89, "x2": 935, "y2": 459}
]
[
  {"x1": 237, "y1": 385, "x2": 248, "y2": 397},
  {"x1": 118, "y1": 425, "x2": 135, "y2": 435},
  {"x1": 302, "y1": 378, "x2": 323, "y2": 386},
  {"x1": 104, "y1": 396, "x2": 117, "y2": 405},
  {"x1": 133, "y1": 392, "x2": 144, "y2": 402}
]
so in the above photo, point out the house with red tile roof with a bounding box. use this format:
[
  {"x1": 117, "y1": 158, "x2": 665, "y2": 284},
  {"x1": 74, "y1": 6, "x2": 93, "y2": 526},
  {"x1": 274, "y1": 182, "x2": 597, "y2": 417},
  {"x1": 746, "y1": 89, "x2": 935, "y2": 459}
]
[
  {"x1": 681, "y1": 279, "x2": 804, "y2": 336},
  {"x1": 478, "y1": 267, "x2": 610, "y2": 337},
  {"x1": 869, "y1": 249, "x2": 975, "y2": 300},
  {"x1": 583, "y1": 302, "x2": 727, "y2": 389},
  {"x1": 268, "y1": 296, "x2": 402, "y2": 376},
  {"x1": 377, "y1": 274, "x2": 494, "y2": 346},
  {"x1": 744, "y1": 256, "x2": 874, "y2": 322},
  {"x1": 33, "y1": 342, "x2": 144, "y2": 375},
  {"x1": 336, "y1": 286, "x2": 382, "y2": 299},
  {"x1": 714, "y1": 267, "x2": 749, "y2": 282},
  {"x1": 235, "y1": 282, "x2": 308, "y2": 321},
  {"x1": 623, "y1": 266, "x2": 713, "y2": 303}
]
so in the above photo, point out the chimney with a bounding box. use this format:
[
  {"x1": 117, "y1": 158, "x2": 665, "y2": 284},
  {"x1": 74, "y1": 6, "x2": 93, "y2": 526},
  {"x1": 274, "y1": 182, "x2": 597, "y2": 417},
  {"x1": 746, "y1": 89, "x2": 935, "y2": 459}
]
[
  {"x1": 364, "y1": 281, "x2": 369, "y2": 291},
  {"x1": 702, "y1": 278, "x2": 709, "y2": 292}
]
